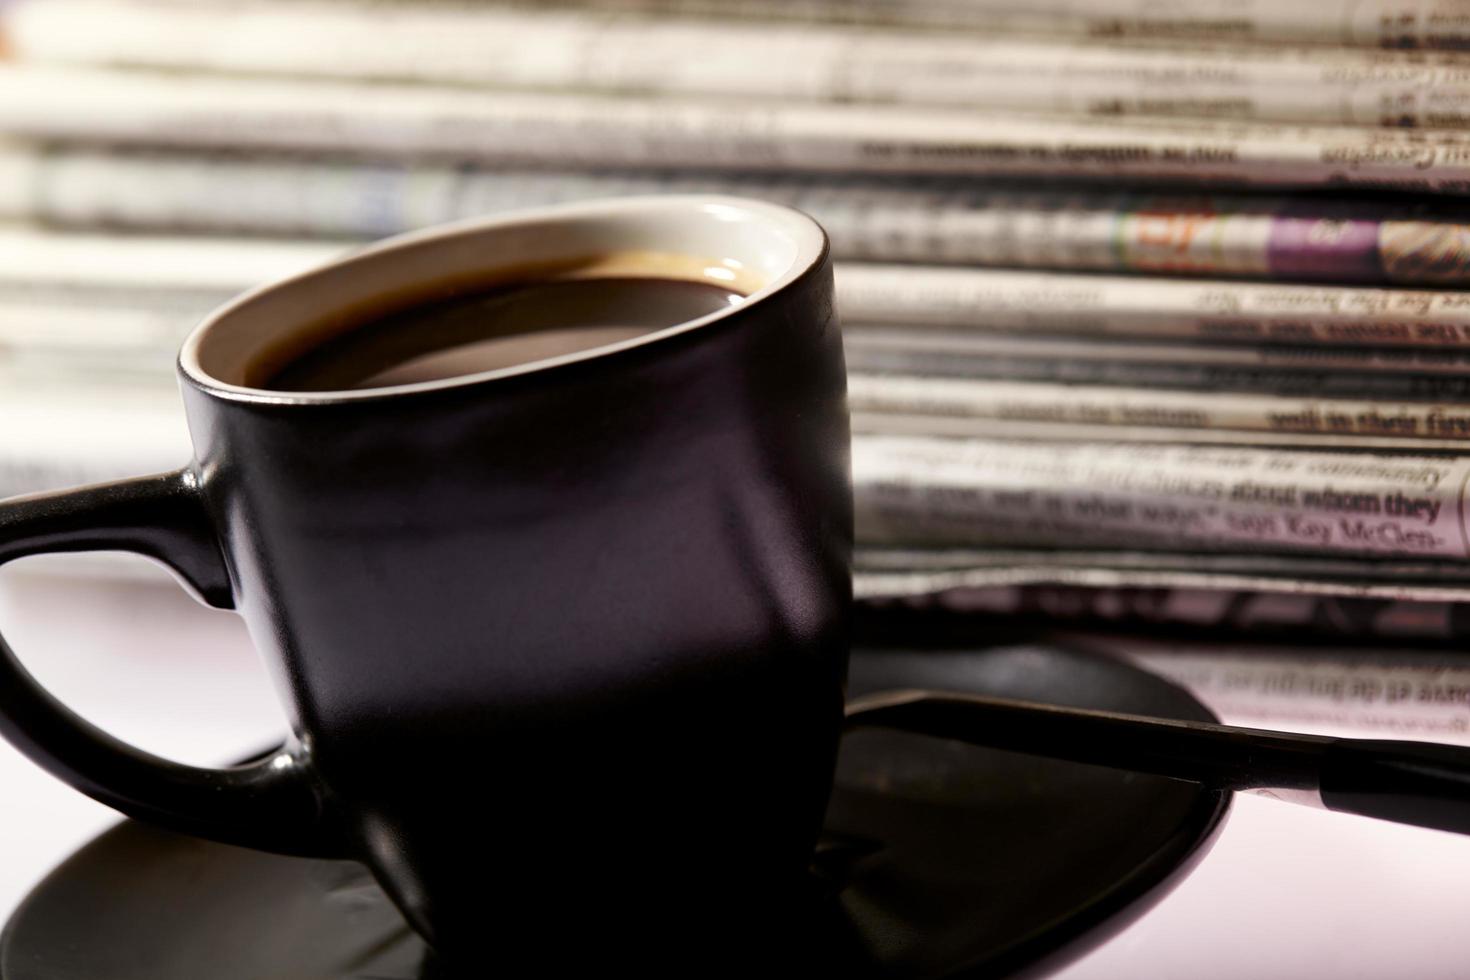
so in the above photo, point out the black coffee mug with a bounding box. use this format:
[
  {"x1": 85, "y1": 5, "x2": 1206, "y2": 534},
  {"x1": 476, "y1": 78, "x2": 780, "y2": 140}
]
[{"x1": 0, "y1": 198, "x2": 851, "y2": 967}]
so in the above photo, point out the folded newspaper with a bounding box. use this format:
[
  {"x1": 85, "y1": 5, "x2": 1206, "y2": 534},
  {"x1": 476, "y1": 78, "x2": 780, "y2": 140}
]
[
  {"x1": 6, "y1": 143, "x2": 1470, "y2": 285},
  {"x1": 10, "y1": 64, "x2": 1470, "y2": 192},
  {"x1": 12, "y1": 0, "x2": 1470, "y2": 129}
]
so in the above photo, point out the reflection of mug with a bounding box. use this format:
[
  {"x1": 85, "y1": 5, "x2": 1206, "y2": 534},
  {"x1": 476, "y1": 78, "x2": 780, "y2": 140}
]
[{"x1": 0, "y1": 197, "x2": 851, "y2": 967}]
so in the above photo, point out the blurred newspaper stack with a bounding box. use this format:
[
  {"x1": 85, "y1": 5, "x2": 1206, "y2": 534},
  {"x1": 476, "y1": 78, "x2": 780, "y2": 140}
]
[{"x1": 11, "y1": 0, "x2": 1470, "y2": 728}]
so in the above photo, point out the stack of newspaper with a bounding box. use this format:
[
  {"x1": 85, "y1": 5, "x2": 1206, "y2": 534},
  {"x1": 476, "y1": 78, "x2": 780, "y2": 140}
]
[{"x1": 8, "y1": 0, "x2": 1470, "y2": 656}]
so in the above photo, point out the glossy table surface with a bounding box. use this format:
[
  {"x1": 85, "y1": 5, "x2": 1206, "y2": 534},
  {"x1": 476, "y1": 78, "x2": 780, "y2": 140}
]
[{"x1": 0, "y1": 561, "x2": 1466, "y2": 979}]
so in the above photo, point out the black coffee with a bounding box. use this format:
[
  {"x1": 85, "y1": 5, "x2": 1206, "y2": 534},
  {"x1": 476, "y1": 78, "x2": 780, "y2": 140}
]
[{"x1": 264, "y1": 274, "x2": 745, "y2": 392}]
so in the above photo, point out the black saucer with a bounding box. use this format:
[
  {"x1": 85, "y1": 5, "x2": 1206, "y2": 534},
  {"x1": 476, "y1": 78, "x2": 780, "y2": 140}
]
[{"x1": 0, "y1": 640, "x2": 1228, "y2": 979}]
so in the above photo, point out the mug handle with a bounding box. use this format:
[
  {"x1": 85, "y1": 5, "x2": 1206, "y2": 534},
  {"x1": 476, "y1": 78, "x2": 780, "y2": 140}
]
[{"x1": 0, "y1": 469, "x2": 343, "y2": 858}]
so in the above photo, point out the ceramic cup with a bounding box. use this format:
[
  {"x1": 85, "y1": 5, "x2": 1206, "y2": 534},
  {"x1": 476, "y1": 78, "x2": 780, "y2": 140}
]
[{"x1": 0, "y1": 197, "x2": 851, "y2": 969}]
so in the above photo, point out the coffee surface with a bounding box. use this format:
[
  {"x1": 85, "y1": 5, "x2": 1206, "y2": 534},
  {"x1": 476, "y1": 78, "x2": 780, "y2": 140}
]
[{"x1": 264, "y1": 275, "x2": 744, "y2": 392}]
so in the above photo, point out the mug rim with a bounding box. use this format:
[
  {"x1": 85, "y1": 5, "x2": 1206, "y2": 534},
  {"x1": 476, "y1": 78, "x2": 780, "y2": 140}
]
[{"x1": 178, "y1": 195, "x2": 829, "y2": 404}]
